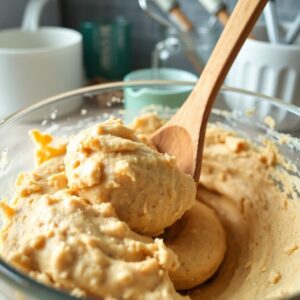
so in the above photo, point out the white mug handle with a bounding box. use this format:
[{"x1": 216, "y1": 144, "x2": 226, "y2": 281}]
[{"x1": 21, "y1": 0, "x2": 51, "y2": 31}]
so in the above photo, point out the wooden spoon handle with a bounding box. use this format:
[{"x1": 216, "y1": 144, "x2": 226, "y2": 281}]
[
  {"x1": 170, "y1": 6, "x2": 194, "y2": 31},
  {"x1": 175, "y1": 0, "x2": 267, "y2": 180},
  {"x1": 216, "y1": 8, "x2": 231, "y2": 27}
]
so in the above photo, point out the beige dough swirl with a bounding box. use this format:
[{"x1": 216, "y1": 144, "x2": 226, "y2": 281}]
[
  {"x1": 1, "y1": 114, "x2": 299, "y2": 300},
  {"x1": 163, "y1": 201, "x2": 226, "y2": 290},
  {"x1": 0, "y1": 188, "x2": 187, "y2": 299},
  {"x1": 64, "y1": 118, "x2": 196, "y2": 236}
]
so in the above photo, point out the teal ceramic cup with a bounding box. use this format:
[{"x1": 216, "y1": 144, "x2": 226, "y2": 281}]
[
  {"x1": 80, "y1": 17, "x2": 131, "y2": 80},
  {"x1": 124, "y1": 68, "x2": 197, "y2": 118}
]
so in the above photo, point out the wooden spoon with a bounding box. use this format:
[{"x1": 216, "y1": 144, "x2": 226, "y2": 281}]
[{"x1": 151, "y1": 0, "x2": 267, "y2": 181}]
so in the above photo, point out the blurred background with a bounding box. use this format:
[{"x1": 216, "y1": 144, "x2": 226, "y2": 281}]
[
  {"x1": 0, "y1": 0, "x2": 300, "y2": 118},
  {"x1": 1, "y1": 0, "x2": 299, "y2": 69}
]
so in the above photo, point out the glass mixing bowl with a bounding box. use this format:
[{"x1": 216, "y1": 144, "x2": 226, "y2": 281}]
[{"x1": 0, "y1": 81, "x2": 299, "y2": 300}]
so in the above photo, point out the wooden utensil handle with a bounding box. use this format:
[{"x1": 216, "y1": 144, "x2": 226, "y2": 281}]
[
  {"x1": 151, "y1": 0, "x2": 268, "y2": 181},
  {"x1": 170, "y1": 6, "x2": 194, "y2": 32},
  {"x1": 216, "y1": 8, "x2": 231, "y2": 27},
  {"x1": 177, "y1": 0, "x2": 267, "y2": 180}
]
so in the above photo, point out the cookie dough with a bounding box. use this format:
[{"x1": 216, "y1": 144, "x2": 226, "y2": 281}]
[
  {"x1": 1, "y1": 113, "x2": 299, "y2": 300},
  {"x1": 0, "y1": 189, "x2": 185, "y2": 299},
  {"x1": 163, "y1": 201, "x2": 226, "y2": 291},
  {"x1": 64, "y1": 118, "x2": 196, "y2": 236},
  {"x1": 0, "y1": 118, "x2": 196, "y2": 299},
  {"x1": 14, "y1": 156, "x2": 67, "y2": 198},
  {"x1": 189, "y1": 126, "x2": 300, "y2": 300}
]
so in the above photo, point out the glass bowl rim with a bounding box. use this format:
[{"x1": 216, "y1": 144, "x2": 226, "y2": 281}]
[
  {"x1": 1, "y1": 80, "x2": 300, "y2": 128},
  {"x1": 0, "y1": 79, "x2": 300, "y2": 299}
]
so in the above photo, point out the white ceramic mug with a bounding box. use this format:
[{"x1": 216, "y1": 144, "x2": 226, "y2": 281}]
[
  {"x1": 0, "y1": 0, "x2": 83, "y2": 119},
  {"x1": 225, "y1": 24, "x2": 300, "y2": 129}
]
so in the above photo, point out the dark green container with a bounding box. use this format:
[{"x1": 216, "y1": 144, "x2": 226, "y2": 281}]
[{"x1": 80, "y1": 17, "x2": 131, "y2": 80}]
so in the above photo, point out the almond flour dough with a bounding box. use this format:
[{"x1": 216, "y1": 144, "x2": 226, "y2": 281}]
[
  {"x1": 163, "y1": 201, "x2": 226, "y2": 291},
  {"x1": 189, "y1": 126, "x2": 300, "y2": 300},
  {"x1": 1, "y1": 114, "x2": 299, "y2": 300},
  {"x1": 64, "y1": 118, "x2": 196, "y2": 236},
  {"x1": 0, "y1": 189, "x2": 185, "y2": 300},
  {"x1": 0, "y1": 118, "x2": 196, "y2": 300}
]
